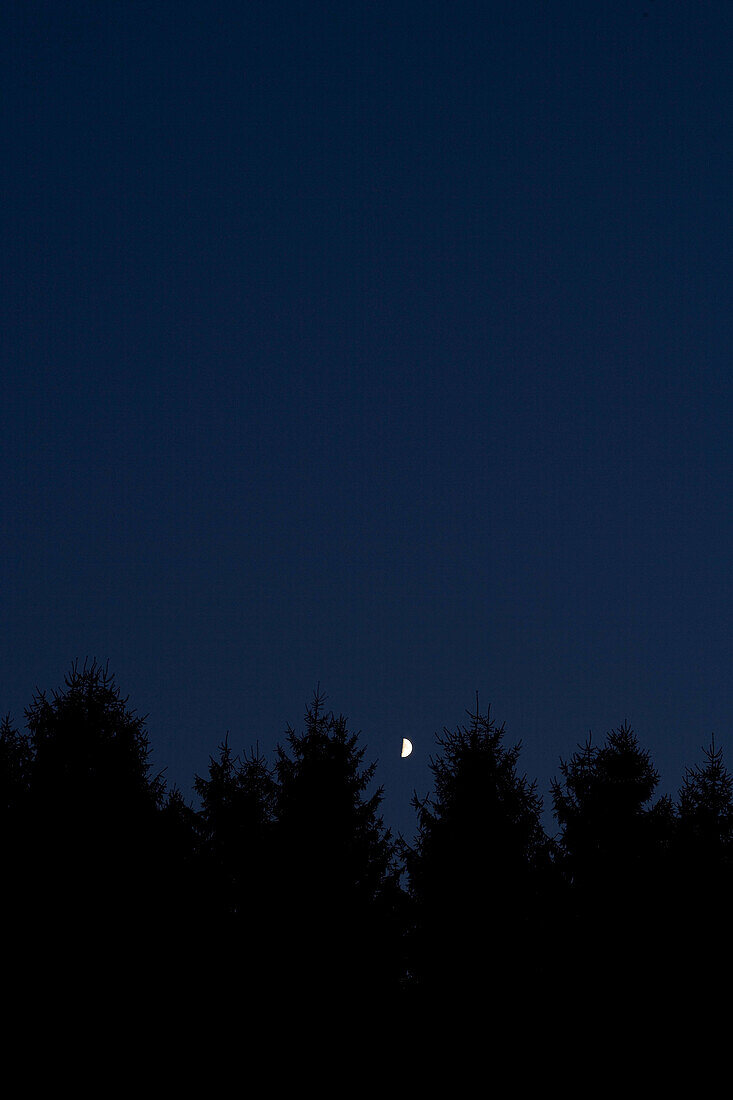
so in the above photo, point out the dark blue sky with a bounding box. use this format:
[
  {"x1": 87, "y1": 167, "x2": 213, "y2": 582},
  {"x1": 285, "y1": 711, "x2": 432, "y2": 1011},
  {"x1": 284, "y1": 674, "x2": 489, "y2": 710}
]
[{"x1": 2, "y1": 0, "x2": 731, "y2": 840}]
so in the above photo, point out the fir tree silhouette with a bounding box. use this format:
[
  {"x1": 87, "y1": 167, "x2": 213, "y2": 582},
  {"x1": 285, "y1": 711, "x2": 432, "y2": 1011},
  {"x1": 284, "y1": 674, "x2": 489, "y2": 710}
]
[
  {"x1": 271, "y1": 687, "x2": 403, "y2": 1002},
  {"x1": 189, "y1": 735, "x2": 279, "y2": 999},
  {"x1": 551, "y1": 722, "x2": 674, "y2": 1000},
  {"x1": 194, "y1": 735, "x2": 276, "y2": 919},
  {"x1": 673, "y1": 736, "x2": 733, "y2": 982},
  {"x1": 403, "y1": 698, "x2": 552, "y2": 1003},
  {"x1": 678, "y1": 735, "x2": 733, "y2": 857},
  {"x1": 17, "y1": 660, "x2": 170, "y2": 991}
]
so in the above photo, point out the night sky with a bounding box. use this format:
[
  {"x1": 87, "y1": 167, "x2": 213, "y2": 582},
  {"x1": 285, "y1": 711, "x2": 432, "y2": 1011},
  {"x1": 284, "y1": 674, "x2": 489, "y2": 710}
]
[{"x1": 3, "y1": 1, "x2": 731, "y2": 842}]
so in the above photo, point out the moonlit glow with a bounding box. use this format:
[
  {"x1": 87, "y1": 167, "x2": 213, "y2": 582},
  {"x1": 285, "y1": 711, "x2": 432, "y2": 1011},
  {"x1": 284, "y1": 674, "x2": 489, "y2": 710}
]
[{"x1": 401, "y1": 738, "x2": 413, "y2": 758}]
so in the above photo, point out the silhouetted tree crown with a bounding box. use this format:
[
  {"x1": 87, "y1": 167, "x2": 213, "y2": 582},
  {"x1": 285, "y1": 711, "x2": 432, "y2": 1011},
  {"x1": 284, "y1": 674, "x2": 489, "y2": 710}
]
[
  {"x1": 25, "y1": 659, "x2": 163, "y2": 818},
  {"x1": 403, "y1": 700, "x2": 551, "y2": 995},
  {"x1": 549, "y1": 721, "x2": 678, "y2": 998},
  {"x1": 274, "y1": 688, "x2": 398, "y2": 901},
  {"x1": 551, "y1": 721, "x2": 663, "y2": 880},
  {"x1": 16, "y1": 659, "x2": 171, "y2": 949},
  {"x1": 0, "y1": 715, "x2": 32, "y2": 823},
  {"x1": 407, "y1": 700, "x2": 549, "y2": 893},
  {"x1": 194, "y1": 735, "x2": 276, "y2": 918},
  {"x1": 270, "y1": 689, "x2": 403, "y2": 1000},
  {"x1": 677, "y1": 736, "x2": 733, "y2": 854},
  {"x1": 672, "y1": 735, "x2": 733, "y2": 953}
]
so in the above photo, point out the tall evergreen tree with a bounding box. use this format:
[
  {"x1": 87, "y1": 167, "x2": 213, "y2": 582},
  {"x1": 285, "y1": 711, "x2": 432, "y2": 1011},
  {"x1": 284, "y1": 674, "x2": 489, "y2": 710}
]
[
  {"x1": 403, "y1": 700, "x2": 552, "y2": 1000},
  {"x1": 553, "y1": 724, "x2": 660, "y2": 884},
  {"x1": 22, "y1": 661, "x2": 167, "y2": 955},
  {"x1": 678, "y1": 736, "x2": 733, "y2": 856},
  {"x1": 194, "y1": 736, "x2": 276, "y2": 918},
  {"x1": 187, "y1": 737, "x2": 278, "y2": 999},
  {"x1": 674, "y1": 737, "x2": 733, "y2": 967},
  {"x1": 551, "y1": 722, "x2": 673, "y2": 994},
  {"x1": 272, "y1": 688, "x2": 403, "y2": 1000}
]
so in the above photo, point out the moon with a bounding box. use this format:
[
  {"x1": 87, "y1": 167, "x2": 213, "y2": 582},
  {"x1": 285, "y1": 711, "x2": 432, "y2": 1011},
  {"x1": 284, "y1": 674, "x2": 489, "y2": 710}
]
[{"x1": 401, "y1": 738, "x2": 413, "y2": 758}]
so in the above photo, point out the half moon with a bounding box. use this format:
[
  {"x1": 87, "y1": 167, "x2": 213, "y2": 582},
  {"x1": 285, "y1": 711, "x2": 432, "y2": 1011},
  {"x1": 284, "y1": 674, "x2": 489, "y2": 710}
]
[{"x1": 401, "y1": 738, "x2": 413, "y2": 758}]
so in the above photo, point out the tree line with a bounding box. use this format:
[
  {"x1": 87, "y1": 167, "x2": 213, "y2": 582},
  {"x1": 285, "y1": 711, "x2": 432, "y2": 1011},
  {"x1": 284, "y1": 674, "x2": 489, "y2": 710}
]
[{"x1": 1, "y1": 660, "x2": 730, "y2": 1013}]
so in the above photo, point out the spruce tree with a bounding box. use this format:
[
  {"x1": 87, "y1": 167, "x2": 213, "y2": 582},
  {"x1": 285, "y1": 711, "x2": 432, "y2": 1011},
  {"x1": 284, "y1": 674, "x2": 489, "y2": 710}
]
[
  {"x1": 194, "y1": 736, "x2": 276, "y2": 919},
  {"x1": 552, "y1": 723, "x2": 661, "y2": 891},
  {"x1": 678, "y1": 736, "x2": 733, "y2": 856},
  {"x1": 404, "y1": 699, "x2": 552, "y2": 1000},
  {"x1": 551, "y1": 722, "x2": 672, "y2": 995},
  {"x1": 272, "y1": 688, "x2": 402, "y2": 999},
  {"x1": 675, "y1": 737, "x2": 733, "y2": 962},
  {"x1": 23, "y1": 661, "x2": 166, "y2": 953}
]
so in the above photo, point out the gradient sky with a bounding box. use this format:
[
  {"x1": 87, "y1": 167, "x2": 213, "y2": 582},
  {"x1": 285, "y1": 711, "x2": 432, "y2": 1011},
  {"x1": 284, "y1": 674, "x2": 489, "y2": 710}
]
[{"x1": 2, "y1": 0, "x2": 731, "y2": 841}]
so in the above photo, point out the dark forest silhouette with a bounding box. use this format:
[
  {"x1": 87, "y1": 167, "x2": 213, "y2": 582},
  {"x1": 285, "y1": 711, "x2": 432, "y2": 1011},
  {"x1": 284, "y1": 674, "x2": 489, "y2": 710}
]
[{"x1": 2, "y1": 660, "x2": 731, "y2": 1019}]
